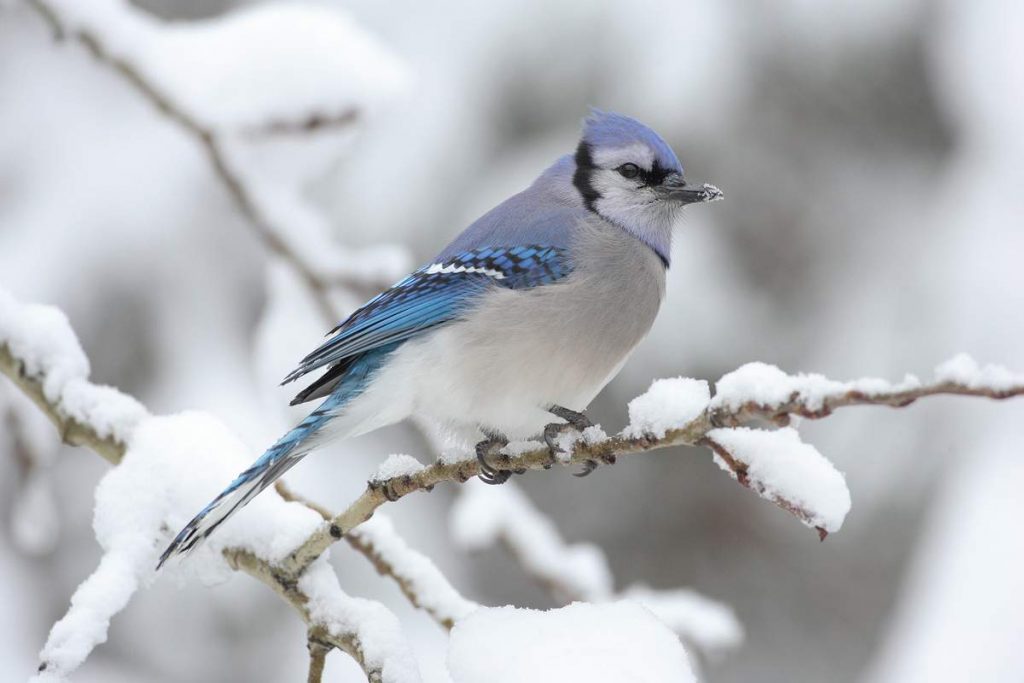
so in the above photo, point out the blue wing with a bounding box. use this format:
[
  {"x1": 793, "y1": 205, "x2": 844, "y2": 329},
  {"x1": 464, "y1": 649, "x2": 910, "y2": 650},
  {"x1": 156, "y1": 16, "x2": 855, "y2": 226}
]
[{"x1": 282, "y1": 245, "x2": 572, "y2": 387}]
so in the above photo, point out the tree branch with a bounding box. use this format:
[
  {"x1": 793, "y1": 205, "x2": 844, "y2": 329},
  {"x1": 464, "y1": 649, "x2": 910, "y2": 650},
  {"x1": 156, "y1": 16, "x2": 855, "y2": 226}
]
[
  {"x1": 6, "y1": 288, "x2": 1024, "y2": 677},
  {"x1": 276, "y1": 482, "x2": 478, "y2": 630},
  {"x1": 0, "y1": 344, "x2": 125, "y2": 465},
  {"x1": 306, "y1": 631, "x2": 332, "y2": 683},
  {"x1": 285, "y1": 368, "x2": 1024, "y2": 572},
  {"x1": 1, "y1": 333, "x2": 419, "y2": 681},
  {"x1": 225, "y1": 550, "x2": 384, "y2": 682},
  {"x1": 26, "y1": 0, "x2": 397, "y2": 322}
]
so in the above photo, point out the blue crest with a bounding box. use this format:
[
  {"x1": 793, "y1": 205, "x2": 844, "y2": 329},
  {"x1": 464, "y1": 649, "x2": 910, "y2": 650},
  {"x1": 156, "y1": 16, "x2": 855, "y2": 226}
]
[{"x1": 581, "y1": 110, "x2": 682, "y2": 174}]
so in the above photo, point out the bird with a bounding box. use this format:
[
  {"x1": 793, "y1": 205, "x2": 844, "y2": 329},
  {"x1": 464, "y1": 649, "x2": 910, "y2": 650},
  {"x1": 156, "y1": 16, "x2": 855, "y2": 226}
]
[{"x1": 158, "y1": 110, "x2": 722, "y2": 567}]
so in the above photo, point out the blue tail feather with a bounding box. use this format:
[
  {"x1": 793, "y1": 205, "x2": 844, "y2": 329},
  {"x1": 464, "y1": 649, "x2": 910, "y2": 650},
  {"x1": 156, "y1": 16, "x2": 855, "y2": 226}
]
[{"x1": 157, "y1": 346, "x2": 397, "y2": 568}]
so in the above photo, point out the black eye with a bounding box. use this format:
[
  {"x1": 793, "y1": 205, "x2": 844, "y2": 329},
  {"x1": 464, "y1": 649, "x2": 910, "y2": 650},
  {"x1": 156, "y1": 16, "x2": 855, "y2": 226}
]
[{"x1": 617, "y1": 163, "x2": 640, "y2": 179}]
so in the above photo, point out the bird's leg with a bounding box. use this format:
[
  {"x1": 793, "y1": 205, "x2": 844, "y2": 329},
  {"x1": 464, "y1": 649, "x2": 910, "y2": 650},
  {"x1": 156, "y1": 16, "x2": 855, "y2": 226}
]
[
  {"x1": 475, "y1": 429, "x2": 511, "y2": 485},
  {"x1": 544, "y1": 405, "x2": 601, "y2": 476},
  {"x1": 548, "y1": 404, "x2": 593, "y2": 431}
]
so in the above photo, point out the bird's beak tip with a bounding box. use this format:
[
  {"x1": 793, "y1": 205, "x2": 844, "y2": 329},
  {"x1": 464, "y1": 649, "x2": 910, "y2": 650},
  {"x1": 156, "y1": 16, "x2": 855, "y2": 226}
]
[{"x1": 699, "y1": 183, "x2": 724, "y2": 203}]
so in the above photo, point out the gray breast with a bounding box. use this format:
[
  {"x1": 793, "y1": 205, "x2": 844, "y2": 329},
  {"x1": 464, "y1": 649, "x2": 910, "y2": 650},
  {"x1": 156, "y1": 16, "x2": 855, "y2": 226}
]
[{"x1": 450, "y1": 214, "x2": 666, "y2": 414}]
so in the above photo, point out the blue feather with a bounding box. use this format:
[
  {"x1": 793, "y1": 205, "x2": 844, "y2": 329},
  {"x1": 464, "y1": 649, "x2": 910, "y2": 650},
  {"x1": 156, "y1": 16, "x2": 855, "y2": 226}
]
[
  {"x1": 282, "y1": 245, "x2": 572, "y2": 385},
  {"x1": 156, "y1": 344, "x2": 397, "y2": 567}
]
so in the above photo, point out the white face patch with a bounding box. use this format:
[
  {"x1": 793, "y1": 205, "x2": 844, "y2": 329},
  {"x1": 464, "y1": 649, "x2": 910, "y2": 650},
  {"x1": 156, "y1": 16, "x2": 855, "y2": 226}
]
[
  {"x1": 590, "y1": 169, "x2": 684, "y2": 250},
  {"x1": 591, "y1": 142, "x2": 655, "y2": 171},
  {"x1": 424, "y1": 263, "x2": 506, "y2": 280}
]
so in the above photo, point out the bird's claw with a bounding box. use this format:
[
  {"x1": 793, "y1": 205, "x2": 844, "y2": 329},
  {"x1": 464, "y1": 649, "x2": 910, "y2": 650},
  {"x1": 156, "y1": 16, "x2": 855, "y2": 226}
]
[
  {"x1": 475, "y1": 436, "x2": 511, "y2": 485},
  {"x1": 572, "y1": 451, "x2": 616, "y2": 477},
  {"x1": 548, "y1": 405, "x2": 594, "y2": 431},
  {"x1": 573, "y1": 459, "x2": 599, "y2": 477},
  {"x1": 545, "y1": 405, "x2": 600, "y2": 474},
  {"x1": 543, "y1": 421, "x2": 575, "y2": 464}
]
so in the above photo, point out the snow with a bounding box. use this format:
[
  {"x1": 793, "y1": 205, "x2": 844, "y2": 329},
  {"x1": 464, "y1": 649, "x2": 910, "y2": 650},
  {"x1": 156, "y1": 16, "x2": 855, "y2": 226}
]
[
  {"x1": 373, "y1": 454, "x2": 426, "y2": 481},
  {"x1": 299, "y1": 560, "x2": 422, "y2": 683},
  {"x1": 711, "y1": 361, "x2": 921, "y2": 412},
  {"x1": 33, "y1": 411, "x2": 327, "y2": 679},
  {"x1": 48, "y1": 0, "x2": 410, "y2": 133},
  {"x1": 622, "y1": 585, "x2": 744, "y2": 660},
  {"x1": 32, "y1": 549, "x2": 146, "y2": 683},
  {"x1": 447, "y1": 601, "x2": 697, "y2": 683},
  {"x1": 3, "y1": 288, "x2": 425, "y2": 679},
  {"x1": 581, "y1": 424, "x2": 609, "y2": 444},
  {"x1": 0, "y1": 288, "x2": 148, "y2": 444},
  {"x1": 934, "y1": 353, "x2": 1023, "y2": 391},
  {"x1": 707, "y1": 427, "x2": 851, "y2": 533},
  {"x1": 451, "y1": 481, "x2": 613, "y2": 600},
  {"x1": 350, "y1": 516, "x2": 479, "y2": 624},
  {"x1": 624, "y1": 377, "x2": 710, "y2": 438},
  {"x1": 712, "y1": 357, "x2": 1023, "y2": 415}
]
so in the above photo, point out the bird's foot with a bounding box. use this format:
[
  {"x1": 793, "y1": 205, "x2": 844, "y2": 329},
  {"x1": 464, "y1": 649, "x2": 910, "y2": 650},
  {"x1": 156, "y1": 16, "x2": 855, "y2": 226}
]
[
  {"x1": 545, "y1": 405, "x2": 609, "y2": 477},
  {"x1": 475, "y1": 434, "x2": 511, "y2": 485},
  {"x1": 548, "y1": 405, "x2": 594, "y2": 431}
]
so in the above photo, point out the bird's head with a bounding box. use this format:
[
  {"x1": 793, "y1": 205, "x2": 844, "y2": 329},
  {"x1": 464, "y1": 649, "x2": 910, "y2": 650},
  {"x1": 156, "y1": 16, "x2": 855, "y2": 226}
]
[{"x1": 572, "y1": 110, "x2": 721, "y2": 264}]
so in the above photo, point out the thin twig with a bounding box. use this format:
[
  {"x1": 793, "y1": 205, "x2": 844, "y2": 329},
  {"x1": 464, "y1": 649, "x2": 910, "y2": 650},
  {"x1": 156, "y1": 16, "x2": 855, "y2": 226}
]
[
  {"x1": 276, "y1": 481, "x2": 478, "y2": 629},
  {"x1": 0, "y1": 344, "x2": 124, "y2": 465},
  {"x1": 306, "y1": 632, "x2": 332, "y2": 683},
  {"x1": 25, "y1": 0, "x2": 376, "y2": 322},
  {"x1": 225, "y1": 550, "x2": 383, "y2": 682}
]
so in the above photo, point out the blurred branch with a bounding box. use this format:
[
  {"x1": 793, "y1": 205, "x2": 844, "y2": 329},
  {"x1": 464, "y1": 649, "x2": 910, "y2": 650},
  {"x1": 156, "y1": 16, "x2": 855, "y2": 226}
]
[
  {"x1": 306, "y1": 632, "x2": 332, "y2": 683},
  {"x1": 707, "y1": 380, "x2": 1024, "y2": 427},
  {"x1": 286, "y1": 371, "x2": 1024, "y2": 572},
  {"x1": 1, "y1": 342, "x2": 423, "y2": 681},
  {"x1": 6, "y1": 289, "x2": 1023, "y2": 675},
  {"x1": 25, "y1": 0, "x2": 382, "y2": 322},
  {"x1": 243, "y1": 110, "x2": 361, "y2": 138},
  {"x1": 276, "y1": 482, "x2": 478, "y2": 630},
  {"x1": 225, "y1": 550, "x2": 383, "y2": 682},
  {"x1": 0, "y1": 344, "x2": 124, "y2": 465}
]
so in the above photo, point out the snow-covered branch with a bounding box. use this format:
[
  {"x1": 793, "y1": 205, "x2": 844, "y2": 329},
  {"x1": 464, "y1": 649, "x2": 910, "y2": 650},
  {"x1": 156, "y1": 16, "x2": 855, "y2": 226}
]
[
  {"x1": 4, "y1": 285, "x2": 1023, "y2": 678},
  {"x1": 0, "y1": 290, "x2": 428, "y2": 682},
  {"x1": 26, "y1": 0, "x2": 410, "y2": 321},
  {"x1": 276, "y1": 482, "x2": 479, "y2": 630},
  {"x1": 0, "y1": 294, "x2": 144, "y2": 466},
  {"x1": 288, "y1": 360, "x2": 1024, "y2": 570}
]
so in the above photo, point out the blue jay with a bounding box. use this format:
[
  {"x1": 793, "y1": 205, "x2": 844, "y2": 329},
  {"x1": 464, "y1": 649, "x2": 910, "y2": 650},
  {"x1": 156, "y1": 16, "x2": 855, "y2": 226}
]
[{"x1": 158, "y1": 110, "x2": 721, "y2": 566}]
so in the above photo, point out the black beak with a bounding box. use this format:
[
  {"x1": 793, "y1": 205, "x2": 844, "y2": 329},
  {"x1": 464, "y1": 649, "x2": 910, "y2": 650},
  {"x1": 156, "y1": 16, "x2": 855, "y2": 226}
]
[{"x1": 659, "y1": 174, "x2": 723, "y2": 205}]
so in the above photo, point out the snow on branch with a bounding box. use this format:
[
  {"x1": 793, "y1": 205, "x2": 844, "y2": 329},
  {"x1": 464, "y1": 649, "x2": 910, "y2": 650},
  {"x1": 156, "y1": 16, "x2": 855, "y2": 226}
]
[
  {"x1": 276, "y1": 482, "x2": 479, "y2": 630},
  {"x1": 5, "y1": 287, "x2": 1023, "y2": 678},
  {"x1": 287, "y1": 358, "x2": 1024, "y2": 573},
  {"x1": 26, "y1": 0, "x2": 411, "y2": 320},
  {"x1": 0, "y1": 290, "x2": 145, "y2": 465},
  {"x1": 0, "y1": 288, "x2": 443, "y2": 682}
]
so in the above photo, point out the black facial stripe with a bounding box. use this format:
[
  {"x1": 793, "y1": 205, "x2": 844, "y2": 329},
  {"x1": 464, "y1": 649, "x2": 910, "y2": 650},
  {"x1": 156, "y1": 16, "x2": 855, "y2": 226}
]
[
  {"x1": 573, "y1": 142, "x2": 600, "y2": 212},
  {"x1": 638, "y1": 161, "x2": 672, "y2": 186}
]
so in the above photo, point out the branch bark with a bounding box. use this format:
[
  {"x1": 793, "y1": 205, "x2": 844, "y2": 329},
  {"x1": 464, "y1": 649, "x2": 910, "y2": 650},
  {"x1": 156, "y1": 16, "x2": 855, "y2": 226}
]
[
  {"x1": 225, "y1": 550, "x2": 383, "y2": 682},
  {"x1": 306, "y1": 632, "x2": 332, "y2": 683},
  {"x1": 0, "y1": 344, "x2": 124, "y2": 465},
  {"x1": 25, "y1": 0, "x2": 388, "y2": 322}
]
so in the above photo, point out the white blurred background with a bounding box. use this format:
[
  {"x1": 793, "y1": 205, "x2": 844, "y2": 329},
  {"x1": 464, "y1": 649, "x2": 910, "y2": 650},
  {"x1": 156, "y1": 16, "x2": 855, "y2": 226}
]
[{"x1": 1, "y1": 0, "x2": 1023, "y2": 680}]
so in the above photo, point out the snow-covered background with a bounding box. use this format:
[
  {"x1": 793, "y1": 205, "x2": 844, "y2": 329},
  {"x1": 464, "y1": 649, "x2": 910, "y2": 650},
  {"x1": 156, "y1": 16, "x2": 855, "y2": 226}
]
[{"x1": 2, "y1": 0, "x2": 1023, "y2": 680}]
